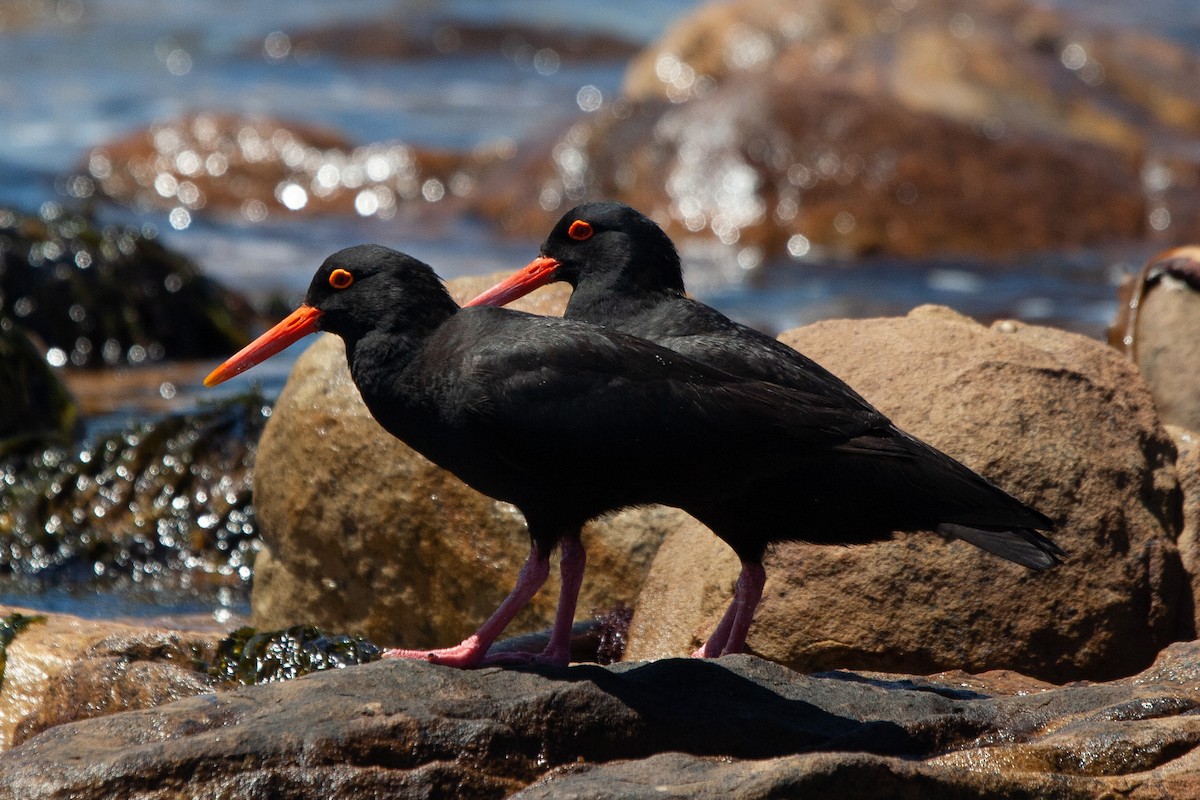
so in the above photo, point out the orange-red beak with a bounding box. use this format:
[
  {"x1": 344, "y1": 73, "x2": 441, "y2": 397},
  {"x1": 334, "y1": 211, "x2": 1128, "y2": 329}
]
[
  {"x1": 464, "y1": 256, "x2": 562, "y2": 308},
  {"x1": 204, "y1": 304, "x2": 323, "y2": 387}
]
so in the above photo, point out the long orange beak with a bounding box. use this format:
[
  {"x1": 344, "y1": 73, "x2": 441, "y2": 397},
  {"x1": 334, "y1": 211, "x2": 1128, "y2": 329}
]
[
  {"x1": 464, "y1": 256, "x2": 561, "y2": 307},
  {"x1": 204, "y1": 304, "x2": 324, "y2": 387}
]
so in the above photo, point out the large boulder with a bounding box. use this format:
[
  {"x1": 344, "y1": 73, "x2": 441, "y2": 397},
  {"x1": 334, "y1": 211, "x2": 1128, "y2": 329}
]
[
  {"x1": 475, "y1": 0, "x2": 1200, "y2": 256},
  {"x1": 0, "y1": 205, "x2": 256, "y2": 367},
  {"x1": 8, "y1": 644, "x2": 1200, "y2": 797},
  {"x1": 249, "y1": 273, "x2": 675, "y2": 648},
  {"x1": 625, "y1": 306, "x2": 1188, "y2": 682},
  {"x1": 83, "y1": 113, "x2": 514, "y2": 223}
]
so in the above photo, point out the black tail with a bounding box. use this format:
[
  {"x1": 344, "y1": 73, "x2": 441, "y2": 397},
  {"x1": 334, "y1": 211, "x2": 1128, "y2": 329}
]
[{"x1": 937, "y1": 523, "x2": 1066, "y2": 570}]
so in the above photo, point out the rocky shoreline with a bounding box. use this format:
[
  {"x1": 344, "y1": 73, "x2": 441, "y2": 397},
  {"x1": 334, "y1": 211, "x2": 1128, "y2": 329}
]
[{"x1": 4, "y1": 0, "x2": 1200, "y2": 796}]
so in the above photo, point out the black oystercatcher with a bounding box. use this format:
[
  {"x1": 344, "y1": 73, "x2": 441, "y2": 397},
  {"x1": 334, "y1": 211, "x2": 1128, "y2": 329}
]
[
  {"x1": 206, "y1": 245, "x2": 949, "y2": 667},
  {"x1": 467, "y1": 201, "x2": 1064, "y2": 657}
]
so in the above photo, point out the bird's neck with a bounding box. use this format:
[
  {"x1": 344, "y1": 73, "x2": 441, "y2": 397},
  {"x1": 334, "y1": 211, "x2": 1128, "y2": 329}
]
[{"x1": 565, "y1": 268, "x2": 684, "y2": 325}]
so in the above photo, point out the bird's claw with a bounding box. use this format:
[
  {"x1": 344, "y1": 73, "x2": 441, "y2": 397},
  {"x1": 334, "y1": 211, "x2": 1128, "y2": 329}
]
[{"x1": 382, "y1": 638, "x2": 486, "y2": 669}]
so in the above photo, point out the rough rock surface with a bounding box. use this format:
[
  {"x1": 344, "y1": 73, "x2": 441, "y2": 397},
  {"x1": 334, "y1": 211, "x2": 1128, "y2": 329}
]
[
  {"x1": 250, "y1": 273, "x2": 676, "y2": 648},
  {"x1": 1171, "y1": 426, "x2": 1200, "y2": 634},
  {"x1": 0, "y1": 608, "x2": 217, "y2": 751},
  {"x1": 476, "y1": 0, "x2": 1200, "y2": 256},
  {"x1": 8, "y1": 643, "x2": 1200, "y2": 798},
  {"x1": 1111, "y1": 246, "x2": 1200, "y2": 432},
  {"x1": 9, "y1": 630, "x2": 219, "y2": 747},
  {"x1": 625, "y1": 306, "x2": 1188, "y2": 682}
]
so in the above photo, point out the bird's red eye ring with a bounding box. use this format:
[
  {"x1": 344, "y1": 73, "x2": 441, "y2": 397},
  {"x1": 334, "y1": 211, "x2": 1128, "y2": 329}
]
[
  {"x1": 567, "y1": 220, "x2": 593, "y2": 241},
  {"x1": 329, "y1": 268, "x2": 354, "y2": 289}
]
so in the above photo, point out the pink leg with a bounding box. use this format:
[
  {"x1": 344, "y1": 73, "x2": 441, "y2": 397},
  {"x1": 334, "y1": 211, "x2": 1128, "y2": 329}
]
[
  {"x1": 383, "y1": 541, "x2": 550, "y2": 668},
  {"x1": 484, "y1": 532, "x2": 586, "y2": 667},
  {"x1": 692, "y1": 561, "x2": 766, "y2": 658}
]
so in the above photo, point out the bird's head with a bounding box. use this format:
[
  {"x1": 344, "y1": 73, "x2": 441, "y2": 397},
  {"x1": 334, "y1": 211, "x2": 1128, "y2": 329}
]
[
  {"x1": 465, "y1": 201, "x2": 683, "y2": 308},
  {"x1": 204, "y1": 245, "x2": 453, "y2": 387}
]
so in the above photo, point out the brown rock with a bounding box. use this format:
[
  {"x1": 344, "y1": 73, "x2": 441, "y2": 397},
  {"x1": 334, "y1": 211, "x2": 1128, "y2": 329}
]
[
  {"x1": 281, "y1": 18, "x2": 641, "y2": 62},
  {"x1": 1171, "y1": 426, "x2": 1200, "y2": 633},
  {"x1": 477, "y1": 0, "x2": 1200, "y2": 256},
  {"x1": 625, "y1": 306, "x2": 1187, "y2": 682},
  {"x1": 1112, "y1": 247, "x2": 1200, "y2": 432},
  {"x1": 0, "y1": 608, "x2": 217, "y2": 751},
  {"x1": 249, "y1": 273, "x2": 672, "y2": 648},
  {"x1": 84, "y1": 113, "x2": 512, "y2": 222},
  {"x1": 9, "y1": 644, "x2": 1200, "y2": 798},
  {"x1": 11, "y1": 630, "x2": 218, "y2": 747}
]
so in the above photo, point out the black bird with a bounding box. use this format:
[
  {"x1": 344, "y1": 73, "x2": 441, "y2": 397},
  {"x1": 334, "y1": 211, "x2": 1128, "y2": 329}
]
[
  {"x1": 467, "y1": 201, "x2": 1064, "y2": 657},
  {"x1": 208, "y1": 245, "x2": 948, "y2": 666}
]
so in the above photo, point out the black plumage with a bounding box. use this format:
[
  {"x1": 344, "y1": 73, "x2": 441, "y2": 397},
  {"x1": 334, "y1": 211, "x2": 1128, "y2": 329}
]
[{"x1": 467, "y1": 202, "x2": 1063, "y2": 656}]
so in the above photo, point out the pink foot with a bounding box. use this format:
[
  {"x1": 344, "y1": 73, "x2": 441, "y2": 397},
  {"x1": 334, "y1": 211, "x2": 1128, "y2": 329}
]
[{"x1": 383, "y1": 635, "x2": 487, "y2": 669}]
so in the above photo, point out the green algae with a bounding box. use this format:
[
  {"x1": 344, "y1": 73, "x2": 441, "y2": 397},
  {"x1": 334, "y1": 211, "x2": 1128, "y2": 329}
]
[{"x1": 208, "y1": 625, "x2": 381, "y2": 685}]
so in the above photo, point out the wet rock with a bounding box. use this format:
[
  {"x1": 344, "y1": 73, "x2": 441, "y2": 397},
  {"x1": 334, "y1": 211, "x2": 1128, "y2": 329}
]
[
  {"x1": 626, "y1": 306, "x2": 1187, "y2": 682},
  {"x1": 9, "y1": 642, "x2": 1200, "y2": 797},
  {"x1": 83, "y1": 113, "x2": 514, "y2": 223},
  {"x1": 274, "y1": 17, "x2": 641, "y2": 62},
  {"x1": 0, "y1": 610, "x2": 402, "y2": 752},
  {"x1": 1110, "y1": 246, "x2": 1200, "y2": 432},
  {"x1": 0, "y1": 393, "x2": 267, "y2": 598},
  {"x1": 0, "y1": 608, "x2": 183, "y2": 750},
  {"x1": 10, "y1": 629, "x2": 220, "y2": 747},
  {"x1": 0, "y1": 320, "x2": 76, "y2": 457},
  {"x1": 0, "y1": 205, "x2": 256, "y2": 367},
  {"x1": 249, "y1": 273, "x2": 672, "y2": 648},
  {"x1": 477, "y1": 0, "x2": 1200, "y2": 256}
]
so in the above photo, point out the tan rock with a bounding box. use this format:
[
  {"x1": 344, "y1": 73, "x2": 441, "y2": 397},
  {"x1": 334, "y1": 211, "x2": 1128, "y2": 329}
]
[
  {"x1": 0, "y1": 608, "x2": 217, "y2": 751},
  {"x1": 1113, "y1": 247, "x2": 1200, "y2": 432},
  {"x1": 249, "y1": 274, "x2": 671, "y2": 648},
  {"x1": 1171, "y1": 426, "x2": 1200, "y2": 634},
  {"x1": 11, "y1": 630, "x2": 218, "y2": 747},
  {"x1": 625, "y1": 306, "x2": 1187, "y2": 682}
]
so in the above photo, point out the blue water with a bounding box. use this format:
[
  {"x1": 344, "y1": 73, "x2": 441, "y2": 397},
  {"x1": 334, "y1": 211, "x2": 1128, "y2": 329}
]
[{"x1": 2, "y1": 0, "x2": 1198, "y2": 621}]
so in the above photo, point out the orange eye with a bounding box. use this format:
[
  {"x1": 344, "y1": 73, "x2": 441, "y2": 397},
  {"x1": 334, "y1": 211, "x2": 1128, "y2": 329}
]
[
  {"x1": 567, "y1": 220, "x2": 593, "y2": 241},
  {"x1": 328, "y1": 268, "x2": 354, "y2": 289}
]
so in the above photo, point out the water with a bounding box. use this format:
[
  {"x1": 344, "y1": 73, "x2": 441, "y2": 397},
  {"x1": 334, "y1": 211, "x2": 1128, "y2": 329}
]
[{"x1": 2, "y1": 0, "x2": 1197, "y2": 623}]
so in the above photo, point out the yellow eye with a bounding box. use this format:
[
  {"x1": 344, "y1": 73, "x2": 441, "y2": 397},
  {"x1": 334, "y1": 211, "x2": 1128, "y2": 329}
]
[
  {"x1": 329, "y1": 268, "x2": 354, "y2": 289},
  {"x1": 567, "y1": 220, "x2": 594, "y2": 241}
]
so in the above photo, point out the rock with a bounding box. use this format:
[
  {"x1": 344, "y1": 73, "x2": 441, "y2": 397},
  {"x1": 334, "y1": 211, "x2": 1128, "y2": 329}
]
[
  {"x1": 83, "y1": 113, "x2": 514, "y2": 223},
  {"x1": 625, "y1": 306, "x2": 1187, "y2": 682},
  {"x1": 1171, "y1": 427, "x2": 1200, "y2": 633},
  {"x1": 9, "y1": 629, "x2": 219, "y2": 747},
  {"x1": 475, "y1": 0, "x2": 1200, "y2": 256},
  {"x1": 0, "y1": 205, "x2": 256, "y2": 367},
  {"x1": 0, "y1": 607, "x2": 213, "y2": 751},
  {"x1": 0, "y1": 393, "x2": 266, "y2": 597},
  {"x1": 8, "y1": 643, "x2": 1200, "y2": 797},
  {"x1": 277, "y1": 17, "x2": 641, "y2": 62},
  {"x1": 1110, "y1": 247, "x2": 1200, "y2": 432},
  {"x1": 0, "y1": 321, "x2": 76, "y2": 457},
  {"x1": 249, "y1": 273, "x2": 672, "y2": 648}
]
